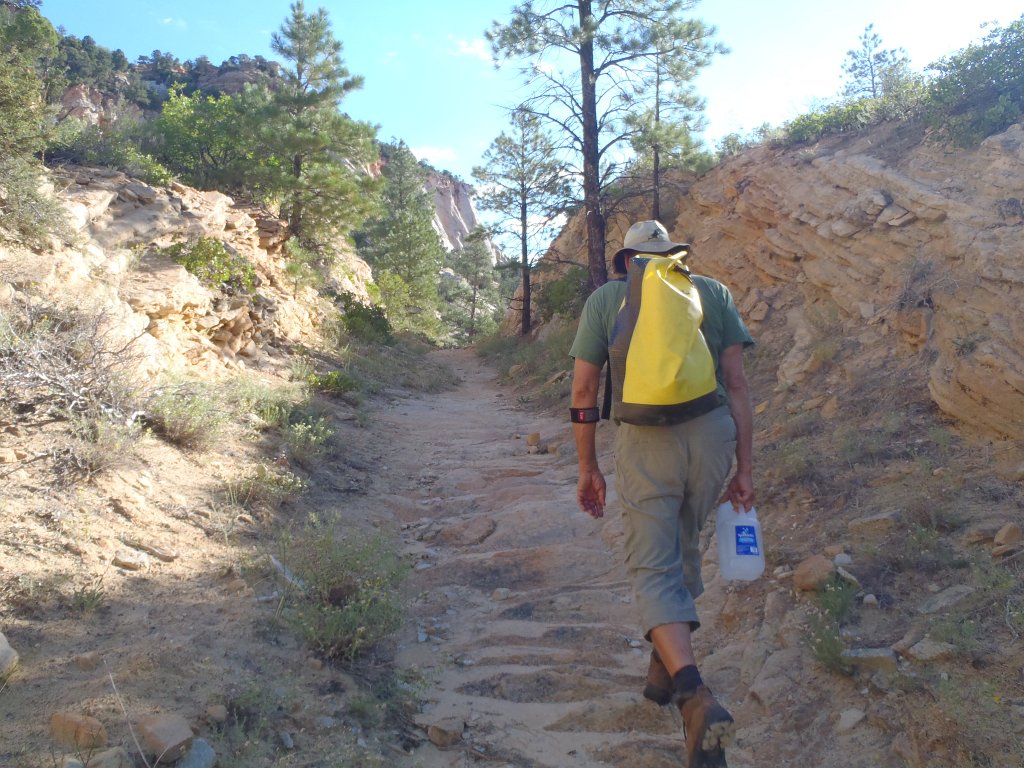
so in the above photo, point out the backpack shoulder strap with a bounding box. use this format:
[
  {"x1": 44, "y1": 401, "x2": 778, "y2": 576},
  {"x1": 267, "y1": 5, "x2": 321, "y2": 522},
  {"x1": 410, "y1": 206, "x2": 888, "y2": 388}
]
[
  {"x1": 602, "y1": 278, "x2": 627, "y2": 421},
  {"x1": 601, "y1": 362, "x2": 612, "y2": 420}
]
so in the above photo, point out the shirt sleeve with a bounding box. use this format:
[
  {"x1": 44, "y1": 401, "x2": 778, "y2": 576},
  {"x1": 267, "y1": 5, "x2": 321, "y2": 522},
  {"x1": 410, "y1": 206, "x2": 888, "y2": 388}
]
[
  {"x1": 569, "y1": 289, "x2": 611, "y2": 365},
  {"x1": 718, "y1": 283, "x2": 755, "y2": 350}
]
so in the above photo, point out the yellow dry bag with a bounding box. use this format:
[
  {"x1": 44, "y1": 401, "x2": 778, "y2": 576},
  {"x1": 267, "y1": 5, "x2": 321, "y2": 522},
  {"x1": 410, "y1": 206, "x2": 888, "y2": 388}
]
[{"x1": 607, "y1": 252, "x2": 720, "y2": 426}]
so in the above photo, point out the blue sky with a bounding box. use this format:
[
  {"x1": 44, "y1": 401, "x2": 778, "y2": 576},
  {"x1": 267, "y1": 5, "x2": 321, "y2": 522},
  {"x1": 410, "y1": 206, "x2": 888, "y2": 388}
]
[{"x1": 39, "y1": 1, "x2": 1024, "y2": 182}]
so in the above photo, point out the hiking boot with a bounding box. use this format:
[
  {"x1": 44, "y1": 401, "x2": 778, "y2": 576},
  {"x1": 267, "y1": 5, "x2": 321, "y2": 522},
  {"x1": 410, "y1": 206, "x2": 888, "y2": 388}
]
[
  {"x1": 678, "y1": 685, "x2": 735, "y2": 768},
  {"x1": 688, "y1": 746, "x2": 728, "y2": 767},
  {"x1": 642, "y1": 649, "x2": 673, "y2": 705}
]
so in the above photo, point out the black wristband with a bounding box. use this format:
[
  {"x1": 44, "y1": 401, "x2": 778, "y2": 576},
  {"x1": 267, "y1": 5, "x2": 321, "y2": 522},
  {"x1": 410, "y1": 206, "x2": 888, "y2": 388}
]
[{"x1": 569, "y1": 407, "x2": 600, "y2": 423}]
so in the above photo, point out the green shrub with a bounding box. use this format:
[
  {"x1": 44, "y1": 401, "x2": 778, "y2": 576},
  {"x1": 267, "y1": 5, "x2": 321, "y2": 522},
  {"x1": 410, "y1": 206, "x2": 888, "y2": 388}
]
[
  {"x1": 147, "y1": 382, "x2": 226, "y2": 450},
  {"x1": 766, "y1": 18, "x2": 1024, "y2": 150},
  {"x1": 62, "y1": 416, "x2": 142, "y2": 479},
  {"x1": 925, "y1": 17, "x2": 1024, "y2": 146},
  {"x1": 339, "y1": 339, "x2": 460, "y2": 396},
  {"x1": 474, "y1": 322, "x2": 578, "y2": 410},
  {"x1": 159, "y1": 237, "x2": 256, "y2": 293},
  {"x1": 307, "y1": 370, "x2": 359, "y2": 397},
  {"x1": 805, "y1": 576, "x2": 858, "y2": 675},
  {"x1": 817, "y1": 576, "x2": 858, "y2": 623},
  {"x1": 0, "y1": 156, "x2": 74, "y2": 247},
  {"x1": 338, "y1": 292, "x2": 393, "y2": 345},
  {"x1": 225, "y1": 463, "x2": 307, "y2": 510},
  {"x1": 784, "y1": 99, "x2": 879, "y2": 144},
  {"x1": 807, "y1": 612, "x2": 853, "y2": 675},
  {"x1": 283, "y1": 238, "x2": 325, "y2": 296},
  {"x1": 875, "y1": 523, "x2": 969, "y2": 574},
  {"x1": 930, "y1": 616, "x2": 981, "y2": 656},
  {"x1": 478, "y1": 322, "x2": 576, "y2": 381},
  {"x1": 222, "y1": 376, "x2": 302, "y2": 430},
  {"x1": 534, "y1": 265, "x2": 589, "y2": 321},
  {"x1": 771, "y1": 436, "x2": 820, "y2": 486},
  {"x1": 475, "y1": 331, "x2": 522, "y2": 361},
  {"x1": 47, "y1": 119, "x2": 173, "y2": 186},
  {"x1": 282, "y1": 415, "x2": 333, "y2": 466},
  {"x1": 70, "y1": 573, "x2": 107, "y2": 613},
  {"x1": 0, "y1": 7, "x2": 74, "y2": 247},
  {"x1": 280, "y1": 524, "x2": 408, "y2": 662},
  {"x1": 287, "y1": 355, "x2": 316, "y2": 383}
]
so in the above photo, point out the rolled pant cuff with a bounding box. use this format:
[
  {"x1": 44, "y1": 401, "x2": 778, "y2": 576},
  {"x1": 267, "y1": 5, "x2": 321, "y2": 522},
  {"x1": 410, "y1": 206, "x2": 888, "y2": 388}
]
[{"x1": 642, "y1": 615, "x2": 702, "y2": 641}]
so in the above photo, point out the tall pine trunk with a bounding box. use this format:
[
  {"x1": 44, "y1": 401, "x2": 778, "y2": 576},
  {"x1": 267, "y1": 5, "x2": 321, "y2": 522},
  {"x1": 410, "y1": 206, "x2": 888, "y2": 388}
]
[
  {"x1": 289, "y1": 154, "x2": 303, "y2": 239},
  {"x1": 578, "y1": 0, "x2": 607, "y2": 291},
  {"x1": 652, "y1": 53, "x2": 662, "y2": 221},
  {"x1": 520, "y1": 199, "x2": 532, "y2": 335}
]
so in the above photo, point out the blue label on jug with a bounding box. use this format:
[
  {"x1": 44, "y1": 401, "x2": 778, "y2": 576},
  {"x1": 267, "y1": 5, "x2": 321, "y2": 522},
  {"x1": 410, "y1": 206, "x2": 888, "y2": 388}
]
[{"x1": 735, "y1": 525, "x2": 760, "y2": 556}]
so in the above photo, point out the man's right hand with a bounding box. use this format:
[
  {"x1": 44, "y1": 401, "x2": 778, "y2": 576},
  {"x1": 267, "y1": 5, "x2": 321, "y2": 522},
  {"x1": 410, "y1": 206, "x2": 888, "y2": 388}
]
[
  {"x1": 577, "y1": 467, "x2": 606, "y2": 519},
  {"x1": 571, "y1": 358, "x2": 605, "y2": 519},
  {"x1": 719, "y1": 469, "x2": 755, "y2": 512}
]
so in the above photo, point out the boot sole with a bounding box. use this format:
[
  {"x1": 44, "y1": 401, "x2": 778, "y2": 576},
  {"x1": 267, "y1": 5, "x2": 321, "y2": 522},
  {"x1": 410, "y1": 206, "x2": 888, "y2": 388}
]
[
  {"x1": 701, "y1": 713, "x2": 735, "y2": 751},
  {"x1": 695, "y1": 746, "x2": 729, "y2": 767}
]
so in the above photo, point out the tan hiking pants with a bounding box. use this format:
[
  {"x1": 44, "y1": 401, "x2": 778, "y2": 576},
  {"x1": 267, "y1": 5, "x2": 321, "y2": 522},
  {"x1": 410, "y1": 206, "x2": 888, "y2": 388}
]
[{"x1": 614, "y1": 405, "x2": 737, "y2": 636}]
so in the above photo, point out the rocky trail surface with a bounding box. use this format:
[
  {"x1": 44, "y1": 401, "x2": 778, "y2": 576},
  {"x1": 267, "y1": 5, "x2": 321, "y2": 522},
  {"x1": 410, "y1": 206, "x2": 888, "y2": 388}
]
[{"x1": 366, "y1": 349, "x2": 758, "y2": 768}]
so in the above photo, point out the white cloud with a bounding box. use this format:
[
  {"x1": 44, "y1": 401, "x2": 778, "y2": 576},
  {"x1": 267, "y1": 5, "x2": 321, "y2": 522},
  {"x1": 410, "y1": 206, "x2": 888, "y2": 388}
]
[
  {"x1": 453, "y1": 38, "x2": 490, "y2": 62},
  {"x1": 412, "y1": 145, "x2": 458, "y2": 166},
  {"x1": 159, "y1": 17, "x2": 188, "y2": 30}
]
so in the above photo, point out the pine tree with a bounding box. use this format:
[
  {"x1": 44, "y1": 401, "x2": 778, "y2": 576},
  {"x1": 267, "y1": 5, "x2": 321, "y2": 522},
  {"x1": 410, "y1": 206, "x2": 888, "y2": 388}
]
[
  {"x1": 473, "y1": 109, "x2": 567, "y2": 335},
  {"x1": 261, "y1": 1, "x2": 379, "y2": 247},
  {"x1": 442, "y1": 228, "x2": 500, "y2": 341},
  {"x1": 842, "y1": 24, "x2": 909, "y2": 100},
  {"x1": 624, "y1": 45, "x2": 715, "y2": 219},
  {"x1": 359, "y1": 142, "x2": 446, "y2": 332},
  {"x1": 0, "y1": 3, "x2": 68, "y2": 245},
  {"x1": 488, "y1": 1, "x2": 721, "y2": 290}
]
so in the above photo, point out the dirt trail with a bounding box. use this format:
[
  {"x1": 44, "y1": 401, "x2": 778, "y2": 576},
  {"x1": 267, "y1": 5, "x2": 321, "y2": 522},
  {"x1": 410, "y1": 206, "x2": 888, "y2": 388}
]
[{"x1": 358, "y1": 349, "x2": 749, "y2": 768}]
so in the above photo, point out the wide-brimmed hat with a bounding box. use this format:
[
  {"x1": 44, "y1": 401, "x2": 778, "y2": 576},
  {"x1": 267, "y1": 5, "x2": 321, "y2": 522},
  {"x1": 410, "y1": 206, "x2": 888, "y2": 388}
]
[{"x1": 612, "y1": 220, "x2": 689, "y2": 273}]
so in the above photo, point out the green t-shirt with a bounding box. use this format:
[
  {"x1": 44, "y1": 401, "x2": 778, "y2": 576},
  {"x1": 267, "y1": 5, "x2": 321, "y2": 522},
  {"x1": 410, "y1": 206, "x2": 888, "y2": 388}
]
[{"x1": 569, "y1": 274, "x2": 754, "y2": 402}]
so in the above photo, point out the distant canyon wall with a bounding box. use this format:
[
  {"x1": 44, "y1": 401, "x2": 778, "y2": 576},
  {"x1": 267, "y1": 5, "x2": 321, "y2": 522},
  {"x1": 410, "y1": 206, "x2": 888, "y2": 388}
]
[{"x1": 426, "y1": 172, "x2": 497, "y2": 260}]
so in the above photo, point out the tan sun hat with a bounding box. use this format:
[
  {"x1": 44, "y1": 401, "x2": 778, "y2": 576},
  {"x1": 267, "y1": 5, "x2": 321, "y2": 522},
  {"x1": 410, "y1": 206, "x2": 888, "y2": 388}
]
[{"x1": 612, "y1": 220, "x2": 689, "y2": 273}]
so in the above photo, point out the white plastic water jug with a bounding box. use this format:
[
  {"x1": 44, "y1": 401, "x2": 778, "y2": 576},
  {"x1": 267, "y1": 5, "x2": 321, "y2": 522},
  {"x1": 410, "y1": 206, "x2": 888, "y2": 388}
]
[{"x1": 716, "y1": 502, "x2": 765, "y2": 581}]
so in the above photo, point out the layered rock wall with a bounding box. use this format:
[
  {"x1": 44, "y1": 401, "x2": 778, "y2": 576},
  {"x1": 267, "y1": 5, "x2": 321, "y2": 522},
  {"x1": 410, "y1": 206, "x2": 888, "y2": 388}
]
[{"x1": 530, "y1": 122, "x2": 1024, "y2": 448}]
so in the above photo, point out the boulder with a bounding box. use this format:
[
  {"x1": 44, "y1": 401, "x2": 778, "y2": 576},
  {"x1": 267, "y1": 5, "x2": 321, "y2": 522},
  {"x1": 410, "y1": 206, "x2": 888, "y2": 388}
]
[
  {"x1": 841, "y1": 648, "x2": 898, "y2": 673},
  {"x1": 137, "y1": 713, "x2": 194, "y2": 762},
  {"x1": 50, "y1": 712, "x2": 107, "y2": 750},
  {"x1": 426, "y1": 717, "x2": 465, "y2": 748},
  {"x1": 917, "y1": 585, "x2": 975, "y2": 614},
  {"x1": 0, "y1": 632, "x2": 18, "y2": 677},
  {"x1": 994, "y1": 522, "x2": 1022, "y2": 547},
  {"x1": 84, "y1": 747, "x2": 133, "y2": 768},
  {"x1": 793, "y1": 555, "x2": 834, "y2": 591}
]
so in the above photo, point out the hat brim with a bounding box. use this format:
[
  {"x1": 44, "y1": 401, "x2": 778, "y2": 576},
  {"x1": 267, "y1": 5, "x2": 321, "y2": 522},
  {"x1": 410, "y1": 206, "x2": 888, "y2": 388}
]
[{"x1": 612, "y1": 241, "x2": 689, "y2": 273}]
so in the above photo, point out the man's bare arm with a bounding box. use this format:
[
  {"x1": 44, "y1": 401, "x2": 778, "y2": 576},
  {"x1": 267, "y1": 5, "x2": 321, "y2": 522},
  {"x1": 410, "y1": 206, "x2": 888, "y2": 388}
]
[
  {"x1": 571, "y1": 357, "x2": 606, "y2": 518},
  {"x1": 720, "y1": 344, "x2": 755, "y2": 510}
]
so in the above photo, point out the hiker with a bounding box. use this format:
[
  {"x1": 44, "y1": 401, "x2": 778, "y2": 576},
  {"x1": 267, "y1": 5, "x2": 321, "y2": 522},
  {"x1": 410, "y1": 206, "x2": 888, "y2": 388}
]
[{"x1": 568, "y1": 220, "x2": 754, "y2": 767}]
